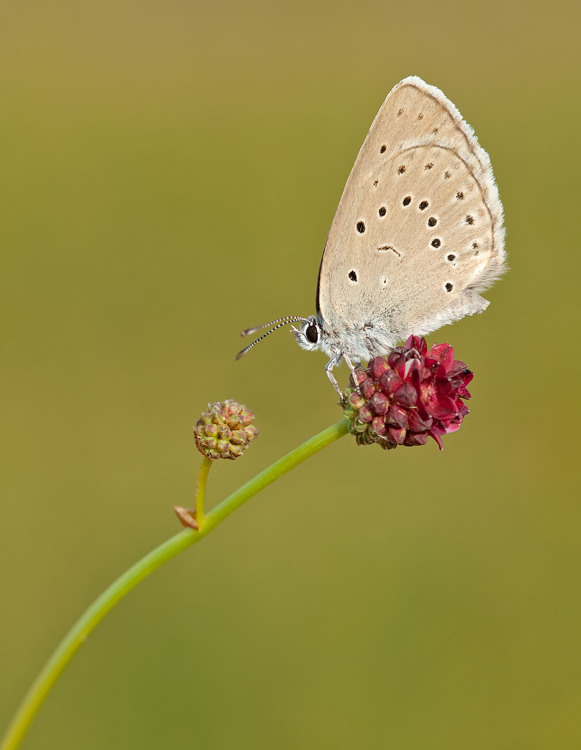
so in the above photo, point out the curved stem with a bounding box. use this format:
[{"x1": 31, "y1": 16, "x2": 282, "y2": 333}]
[
  {"x1": 194, "y1": 457, "x2": 212, "y2": 525},
  {"x1": 0, "y1": 419, "x2": 349, "y2": 750}
]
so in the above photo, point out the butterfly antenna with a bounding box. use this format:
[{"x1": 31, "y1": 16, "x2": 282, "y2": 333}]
[{"x1": 236, "y1": 316, "x2": 310, "y2": 360}]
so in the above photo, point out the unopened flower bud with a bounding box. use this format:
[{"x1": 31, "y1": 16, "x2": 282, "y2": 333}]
[{"x1": 194, "y1": 399, "x2": 258, "y2": 460}]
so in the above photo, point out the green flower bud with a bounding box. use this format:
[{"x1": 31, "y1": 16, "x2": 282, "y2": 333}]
[{"x1": 194, "y1": 400, "x2": 258, "y2": 460}]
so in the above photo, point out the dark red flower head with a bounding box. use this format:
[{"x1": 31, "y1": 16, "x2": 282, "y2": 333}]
[{"x1": 343, "y1": 335, "x2": 473, "y2": 451}]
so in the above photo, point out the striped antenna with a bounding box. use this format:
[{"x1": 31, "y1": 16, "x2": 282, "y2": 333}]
[{"x1": 236, "y1": 316, "x2": 310, "y2": 360}]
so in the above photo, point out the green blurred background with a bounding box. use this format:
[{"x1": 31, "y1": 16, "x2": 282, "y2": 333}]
[{"x1": 1, "y1": 0, "x2": 579, "y2": 747}]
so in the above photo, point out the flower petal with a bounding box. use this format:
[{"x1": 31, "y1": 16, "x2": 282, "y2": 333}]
[
  {"x1": 379, "y1": 368, "x2": 403, "y2": 396},
  {"x1": 369, "y1": 391, "x2": 389, "y2": 416},
  {"x1": 392, "y1": 381, "x2": 418, "y2": 408},
  {"x1": 387, "y1": 426, "x2": 407, "y2": 445},
  {"x1": 386, "y1": 403, "x2": 408, "y2": 428},
  {"x1": 369, "y1": 357, "x2": 391, "y2": 379},
  {"x1": 428, "y1": 342, "x2": 455, "y2": 367},
  {"x1": 405, "y1": 334, "x2": 428, "y2": 356}
]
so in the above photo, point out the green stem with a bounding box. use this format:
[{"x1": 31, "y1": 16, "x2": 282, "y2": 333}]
[
  {"x1": 0, "y1": 419, "x2": 349, "y2": 750},
  {"x1": 195, "y1": 457, "x2": 212, "y2": 525}
]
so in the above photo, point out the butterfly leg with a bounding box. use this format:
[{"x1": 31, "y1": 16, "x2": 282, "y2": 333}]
[
  {"x1": 342, "y1": 353, "x2": 361, "y2": 393},
  {"x1": 325, "y1": 352, "x2": 361, "y2": 400},
  {"x1": 325, "y1": 354, "x2": 344, "y2": 399}
]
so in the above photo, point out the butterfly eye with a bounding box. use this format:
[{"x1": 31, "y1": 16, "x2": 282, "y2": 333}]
[{"x1": 305, "y1": 324, "x2": 319, "y2": 344}]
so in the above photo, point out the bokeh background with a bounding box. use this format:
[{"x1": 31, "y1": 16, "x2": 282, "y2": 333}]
[{"x1": 1, "y1": 0, "x2": 580, "y2": 748}]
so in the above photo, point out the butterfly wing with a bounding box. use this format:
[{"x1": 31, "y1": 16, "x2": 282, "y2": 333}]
[{"x1": 317, "y1": 76, "x2": 505, "y2": 361}]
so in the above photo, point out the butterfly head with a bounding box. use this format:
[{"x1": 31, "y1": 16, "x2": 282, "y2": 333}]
[
  {"x1": 291, "y1": 316, "x2": 321, "y2": 352},
  {"x1": 236, "y1": 315, "x2": 321, "y2": 360}
]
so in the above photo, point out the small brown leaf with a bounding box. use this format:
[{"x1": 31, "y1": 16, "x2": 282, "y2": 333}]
[{"x1": 173, "y1": 506, "x2": 199, "y2": 530}]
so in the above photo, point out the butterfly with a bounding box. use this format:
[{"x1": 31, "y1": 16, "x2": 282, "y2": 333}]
[{"x1": 237, "y1": 76, "x2": 506, "y2": 395}]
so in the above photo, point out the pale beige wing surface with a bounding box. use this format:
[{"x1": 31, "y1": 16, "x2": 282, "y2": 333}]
[{"x1": 317, "y1": 76, "x2": 505, "y2": 349}]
